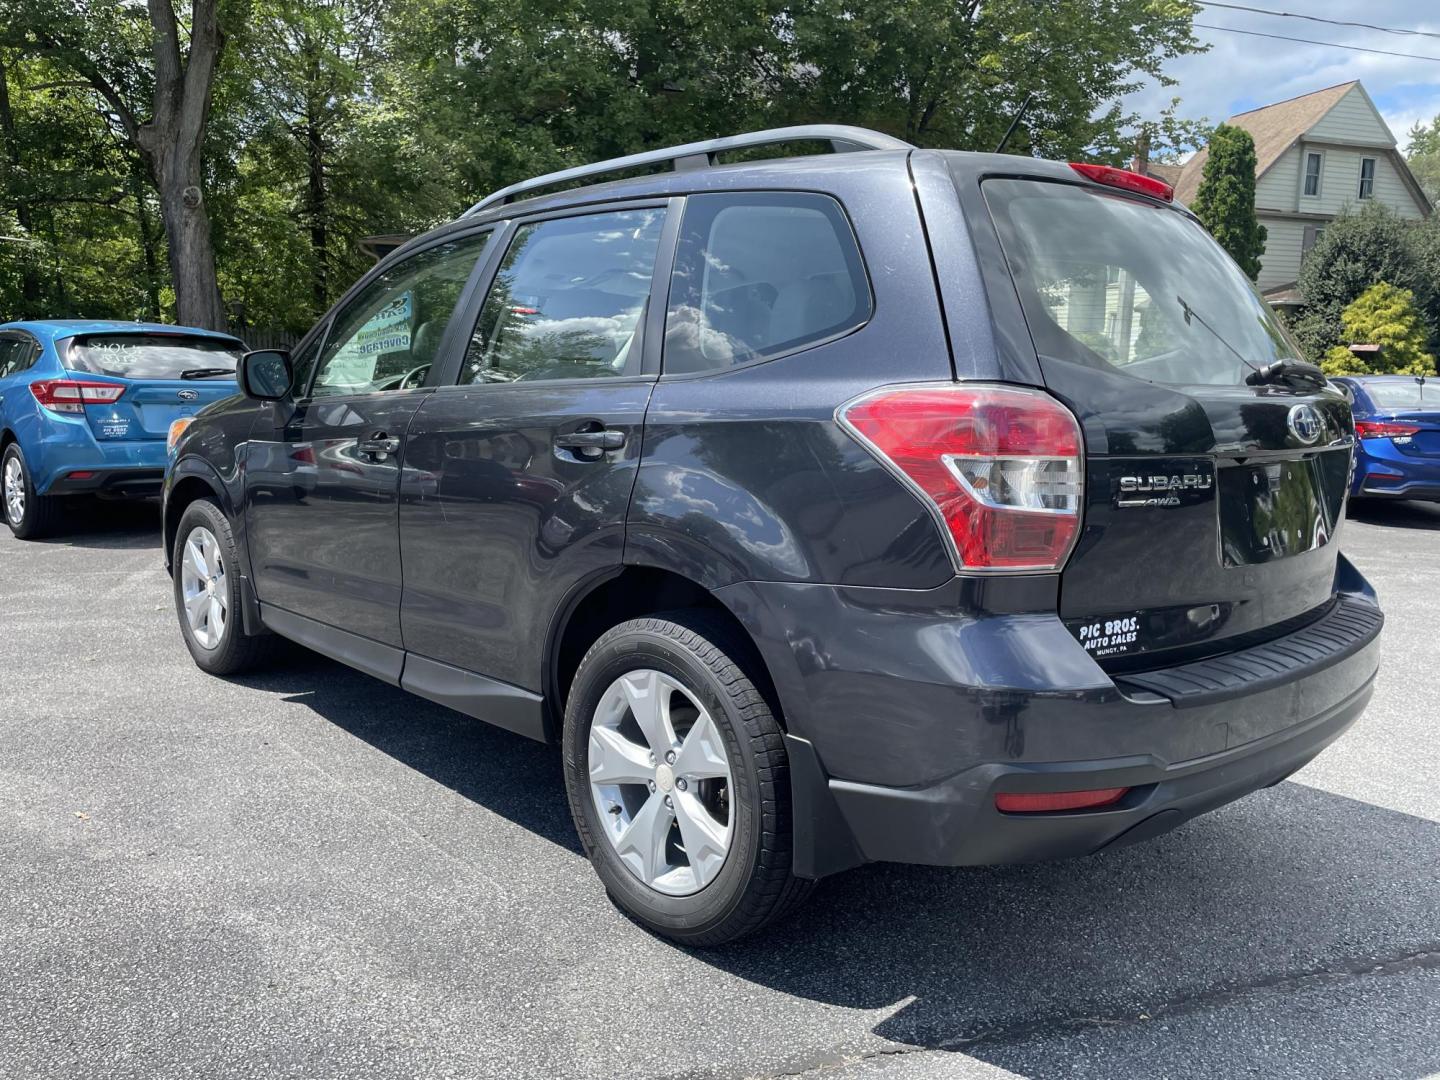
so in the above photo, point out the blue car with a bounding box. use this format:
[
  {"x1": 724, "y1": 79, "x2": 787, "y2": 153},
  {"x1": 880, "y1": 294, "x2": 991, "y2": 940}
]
[
  {"x1": 1331, "y1": 375, "x2": 1440, "y2": 502},
  {"x1": 0, "y1": 320, "x2": 245, "y2": 538}
]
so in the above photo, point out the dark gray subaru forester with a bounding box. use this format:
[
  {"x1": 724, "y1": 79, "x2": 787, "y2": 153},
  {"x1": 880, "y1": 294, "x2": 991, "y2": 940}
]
[{"x1": 164, "y1": 126, "x2": 1383, "y2": 945}]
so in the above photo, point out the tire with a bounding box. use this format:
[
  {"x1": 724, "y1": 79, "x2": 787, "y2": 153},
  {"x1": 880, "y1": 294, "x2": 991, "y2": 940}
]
[
  {"x1": 172, "y1": 498, "x2": 277, "y2": 675},
  {"x1": 2, "y1": 442, "x2": 64, "y2": 540},
  {"x1": 563, "y1": 609, "x2": 813, "y2": 946}
]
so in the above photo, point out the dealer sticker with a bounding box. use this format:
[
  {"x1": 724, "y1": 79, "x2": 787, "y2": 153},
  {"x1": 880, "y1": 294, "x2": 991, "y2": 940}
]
[
  {"x1": 101, "y1": 422, "x2": 130, "y2": 438},
  {"x1": 1073, "y1": 615, "x2": 1141, "y2": 658}
]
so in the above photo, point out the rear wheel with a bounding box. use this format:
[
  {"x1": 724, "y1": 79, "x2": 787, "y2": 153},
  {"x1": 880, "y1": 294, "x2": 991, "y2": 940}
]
[
  {"x1": 563, "y1": 610, "x2": 812, "y2": 946},
  {"x1": 2, "y1": 443, "x2": 63, "y2": 540},
  {"x1": 172, "y1": 498, "x2": 277, "y2": 675}
]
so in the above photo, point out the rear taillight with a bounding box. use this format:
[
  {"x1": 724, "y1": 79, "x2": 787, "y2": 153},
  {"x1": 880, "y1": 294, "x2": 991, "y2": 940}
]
[
  {"x1": 838, "y1": 384, "x2": 1084, "y2": 572},
  {"x1": 1354, "y1": 420, "x2": 1421, "y2": 440},
  {"x1": 30, "y1": 379, "x2": 125, "y2": 414}
]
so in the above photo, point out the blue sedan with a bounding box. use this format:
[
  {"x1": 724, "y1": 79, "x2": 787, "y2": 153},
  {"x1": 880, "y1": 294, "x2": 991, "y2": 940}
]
[
  {"x1": 1, "y1": 320, "x2": 245, "y2": 538},
  {"x1": 1332, "y1": 375, "x2": 1440, "y2": 502}
]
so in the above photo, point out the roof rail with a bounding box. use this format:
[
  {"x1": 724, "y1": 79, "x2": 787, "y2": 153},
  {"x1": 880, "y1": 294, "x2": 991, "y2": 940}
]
[{"x1": 463, "y1": 125, "x2": 914, "y2": 216}]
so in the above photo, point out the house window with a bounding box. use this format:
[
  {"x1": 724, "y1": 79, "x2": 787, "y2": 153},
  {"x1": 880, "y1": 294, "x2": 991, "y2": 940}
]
[
  {"x1": 1303, "y1": 152, "x2": 1322, "y2": 197},
  {"x1": 1359, "y1": 157, "x2": 1376, "y2": 199},
  {"x1": 1303, "y1": 225, "x2": 1325, "y2": 261}
]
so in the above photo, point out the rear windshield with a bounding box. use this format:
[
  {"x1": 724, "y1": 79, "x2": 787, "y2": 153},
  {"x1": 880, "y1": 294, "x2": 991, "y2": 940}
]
[
  {"x1": 984, "y1": 179, "x2": 1302, "y2": 386},
  {"x1": 1363, "y1": 380, "x2": 1433, "y2": 409},
  {"x1": 67, "y1": 334, "x2": 242, "y2": 380}
]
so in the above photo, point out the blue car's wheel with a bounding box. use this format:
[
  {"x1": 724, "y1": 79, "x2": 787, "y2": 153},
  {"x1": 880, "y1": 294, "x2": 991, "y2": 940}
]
[{"x1": 2, "y1": 443, "x2": 63, "y2": 540}]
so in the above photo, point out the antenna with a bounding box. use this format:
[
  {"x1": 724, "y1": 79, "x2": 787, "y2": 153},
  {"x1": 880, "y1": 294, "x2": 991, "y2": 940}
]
[{"x1": 994, "y1": 93, "x2": 1036, "y2": 155}]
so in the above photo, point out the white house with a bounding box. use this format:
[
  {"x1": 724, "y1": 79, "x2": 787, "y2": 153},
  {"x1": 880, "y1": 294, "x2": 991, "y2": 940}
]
[{"x1": 1164, "y1": 81, "x2": 1432, "y2": 304}]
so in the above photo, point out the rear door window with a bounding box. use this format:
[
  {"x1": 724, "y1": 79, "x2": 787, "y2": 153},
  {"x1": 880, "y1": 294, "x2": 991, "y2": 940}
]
[
  {"x1": 67, "y1": 334, "x2": 243, "y2": 380},
  {"x1": 662, "y1": 192, "x2": 871, "y2": 374},
  {"x1": 984, "y1": 179, "x2": 1303, "y2": 386}
]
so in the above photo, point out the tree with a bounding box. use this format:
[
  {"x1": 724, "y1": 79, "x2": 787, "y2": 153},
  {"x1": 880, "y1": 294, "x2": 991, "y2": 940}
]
[
  {"x1": 2, "y1": 0, "x2": 236, "y2": 328},
  {"x1": 1406, "y1": 115, "x2": 1440, "y2": 207},
  {"x1": 1321, "y1": 282, "x2": 1436, "y2": 377},
  {"x1": 780, "y1": 0, "x2": 1203, "y2": 156},
  {"x1": 1291, "y1": 203, "x2": 1433, "y2": 362},
  {"x1": 1190, "y1": 123, "x2": 1266, "y2": 279}
]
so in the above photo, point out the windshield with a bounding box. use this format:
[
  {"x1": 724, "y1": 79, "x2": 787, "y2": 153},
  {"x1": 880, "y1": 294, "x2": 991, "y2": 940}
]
[
  {"x1": 984, "y1": 179, "x2": 1302, "y2": 386},
  {"x1": 1363, "y1": 380, "x2": 1432, "y2": 409},
  {"x1": 67, "y1": 334, "x2": 242, "y2": 380}
]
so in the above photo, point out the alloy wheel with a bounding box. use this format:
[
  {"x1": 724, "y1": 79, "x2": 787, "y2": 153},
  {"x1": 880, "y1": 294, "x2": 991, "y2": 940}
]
[
  {"x1": 179, "y1": 525, "x2": 228, "y2": 649},
  {"x1": 3, "y1": 456, "x2": 24, "y2": 525},
  {"x1": 588, "y1": 668, "x2": 734, "y2": 896}
]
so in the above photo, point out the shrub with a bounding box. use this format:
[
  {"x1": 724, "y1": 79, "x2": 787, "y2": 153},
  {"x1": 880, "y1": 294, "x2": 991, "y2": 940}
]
[
  {"x1": 1294, "y1": 204, "x2": 1434, "y2": 362},
  {"x1": 1320, "y1": 282, "x2": 1437, "y2": 376},
  {"x1": 1191, "y1": 124, "x2": 1267, "y2": 279}
]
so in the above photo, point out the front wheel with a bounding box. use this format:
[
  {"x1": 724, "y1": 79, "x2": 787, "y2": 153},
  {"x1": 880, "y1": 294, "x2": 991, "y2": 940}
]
[
  {"x1": 172, "y1": 499, "x2": 276, "y2": 675},
  {"x1": 563, "y1": 611, "x2": 812, "y2": 946}
]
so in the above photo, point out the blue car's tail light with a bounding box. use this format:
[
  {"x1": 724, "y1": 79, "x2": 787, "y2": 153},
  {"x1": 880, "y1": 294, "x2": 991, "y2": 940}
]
[{"x1": 30, "y1": 379, "x2": 125, "y2": 414}]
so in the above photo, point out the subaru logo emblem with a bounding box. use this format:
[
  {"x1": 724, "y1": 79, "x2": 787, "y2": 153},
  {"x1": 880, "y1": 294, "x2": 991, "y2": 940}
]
[
  {"x1": 1287, "y1": 403, "x2": 1322, "y2": 445},
  {"x1": 177, "y1": 389, "x2": 199, "y2": 402}
]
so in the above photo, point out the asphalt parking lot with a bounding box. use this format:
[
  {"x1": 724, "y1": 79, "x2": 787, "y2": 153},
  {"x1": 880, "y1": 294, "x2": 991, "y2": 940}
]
[{"x1": 2, "y1": 498, "x2": 1437, "y2": 1080}]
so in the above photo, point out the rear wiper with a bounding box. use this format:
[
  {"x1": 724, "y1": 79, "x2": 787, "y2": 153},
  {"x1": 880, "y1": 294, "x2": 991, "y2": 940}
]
[
  {"x1": 1176, "y1": 294, "x2": 1262, "y2": 378},
  {"x1": 1244, "y1": 358, "x2": 1327, "y2": 391},
  {"x1": 180, "y1": 367, "x2": 236, "y2": 380}
]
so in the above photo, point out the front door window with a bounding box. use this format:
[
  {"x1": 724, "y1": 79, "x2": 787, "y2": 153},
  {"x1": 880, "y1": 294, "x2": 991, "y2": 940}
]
[{"x1": 309, "y1": 232, "x2": 492, "y2": 398}]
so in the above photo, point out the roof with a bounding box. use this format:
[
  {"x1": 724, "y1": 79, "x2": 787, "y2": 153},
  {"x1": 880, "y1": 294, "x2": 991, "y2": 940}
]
[
  {"x1": 1144, "y1": 162, "x2": 1183, "y2": 186},
  {"x1": 0, "y1": 319, "x2": 243, "y2": 343},
  {"x1": 1173, "y1": 82, "x2": 1360, "y2": 205}
]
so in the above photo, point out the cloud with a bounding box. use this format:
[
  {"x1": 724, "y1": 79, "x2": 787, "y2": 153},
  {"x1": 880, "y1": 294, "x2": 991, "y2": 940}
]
[{"x1": 1123, "y1": 0, "x2": 1440, "y2": 147}]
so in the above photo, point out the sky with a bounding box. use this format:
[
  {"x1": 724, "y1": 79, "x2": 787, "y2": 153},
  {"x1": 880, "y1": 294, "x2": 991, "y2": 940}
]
[{"x1": 1122, "y1": 0, "x2": 1440, "y2": 152}]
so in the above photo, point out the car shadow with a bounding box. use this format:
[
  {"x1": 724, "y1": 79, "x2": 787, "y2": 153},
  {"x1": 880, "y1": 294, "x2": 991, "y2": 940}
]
[
  {"x1": 1348, "y1": 499, "x2": 1440, "y2": 531},
  {"x1": 234, "y1": 652, "x2": 1440, "y2": 1078},
  {"x1": 31, "y1": 498, "x2": 163, "y2": 550},
  {"x1": 232, "y1": 652, "x2": 581, "y2": 854}
]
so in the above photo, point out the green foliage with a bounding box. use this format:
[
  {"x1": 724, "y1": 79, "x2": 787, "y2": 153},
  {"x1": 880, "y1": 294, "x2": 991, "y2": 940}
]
[
  {"x1": 1191, "y1": 123, "x2": 1266, "y2": 279},
  {"x1": 1320, "y1": 282, "x2": 1436, "y2": 377},
  {"x1": 1406, "y1": 115, "x2": 1440, "y2": 208},
  {"x1": 1291, "y1": 203, "x2": 1435, "y2": 362},
  {"x1": 1, "y1": 0, "x2": 1207, "y2": 333}
]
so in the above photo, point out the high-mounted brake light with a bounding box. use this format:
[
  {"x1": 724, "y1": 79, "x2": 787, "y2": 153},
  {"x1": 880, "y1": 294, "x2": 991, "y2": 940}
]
[
  {"x1": 996, "y1": 788, "x2": 1129, "y2": 813},
  {"x1": 1354, "y1": 420, "x2": 1421, "y2": 440},
  {"x1": 1068, "y1": 162, "x2": 1173, "y2": 202},
  {"x1": 838, "y1": 384, "x2": 1085, "y2": 572},
  {"x1": 29, "y1": 379, "x2": 126, "y2": 414}
]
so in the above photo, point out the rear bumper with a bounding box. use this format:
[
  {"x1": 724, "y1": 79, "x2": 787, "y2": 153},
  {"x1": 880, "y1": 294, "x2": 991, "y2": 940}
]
[
  {"x1": 1352, "y1": 442, "x2": 1440, "y2": 500},
  {"x1": 816, "y1": 670, "x2": 1371, "y2": 867},
  {"x1": 29, "y1": 414, "x2": 169, "y2": 495},
  {"x1": 718, "y1": 555, "x2": 1383, "y2": 877},
  {"x1": 45, "y1": 466, "x2": 165, "y2": 498}
]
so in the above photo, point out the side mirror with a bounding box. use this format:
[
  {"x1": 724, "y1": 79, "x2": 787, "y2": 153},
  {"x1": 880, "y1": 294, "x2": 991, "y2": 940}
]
[{"x1": 238, "y1": 349, "x2": 294, "y2": 400}]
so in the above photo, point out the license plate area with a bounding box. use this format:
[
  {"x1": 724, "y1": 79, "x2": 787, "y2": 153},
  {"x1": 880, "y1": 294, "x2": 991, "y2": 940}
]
[{"x1": 1218, "y1": 449, "x2": 1348, "y2": 566}]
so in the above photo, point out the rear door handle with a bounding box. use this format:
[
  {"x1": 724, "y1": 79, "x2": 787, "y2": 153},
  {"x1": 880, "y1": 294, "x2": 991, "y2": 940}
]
[
  {"x1": 356, "y1": 434, "x2": 401, "y2": 459},
  {"x1": 554, "y1": 429, "x2": 626, "y2": 452}
]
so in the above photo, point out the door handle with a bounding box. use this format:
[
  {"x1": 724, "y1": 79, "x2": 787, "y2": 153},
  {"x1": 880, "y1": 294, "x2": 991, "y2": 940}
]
[
  {"x1": 356, "y1": 434, "x2": 401, "y2": 459},
  {"x1": 554, "y1": 429, "x2": 626, "y2": 453}
]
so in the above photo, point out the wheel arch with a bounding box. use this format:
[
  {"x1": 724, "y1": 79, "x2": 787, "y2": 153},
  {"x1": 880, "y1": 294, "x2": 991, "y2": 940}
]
[{"x1": 546, "y1": 565, "x2": 783, "y2": 734}]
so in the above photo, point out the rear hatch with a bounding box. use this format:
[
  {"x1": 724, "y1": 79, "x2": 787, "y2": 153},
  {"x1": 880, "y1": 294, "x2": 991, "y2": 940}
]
[
  {"x1": 63, "y1": 332, "x2": 243, "y2": 441},
  {"x1": 981, "y1": 176, "x2": 1353, "y2": 668}
]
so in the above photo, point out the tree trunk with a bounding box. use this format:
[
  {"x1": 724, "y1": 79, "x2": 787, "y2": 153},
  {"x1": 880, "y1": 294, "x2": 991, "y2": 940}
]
[
  {"x1": 133, "y1": 0, "x2": 227, "y2": 330},
  {"x1": 0, "y1": 56, "x2": 43, "y2": 315},
  {"x1": 152, "y1": 143, "x2": 225, "y2": 328}
]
